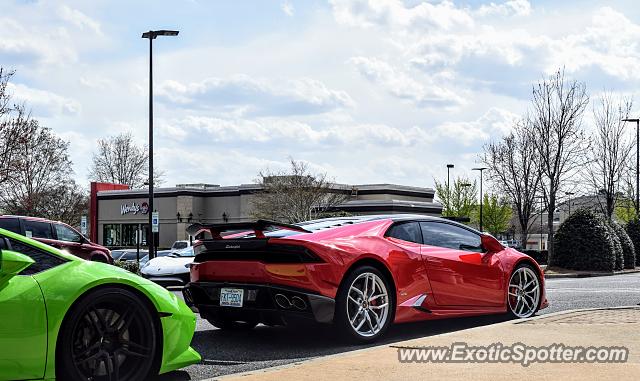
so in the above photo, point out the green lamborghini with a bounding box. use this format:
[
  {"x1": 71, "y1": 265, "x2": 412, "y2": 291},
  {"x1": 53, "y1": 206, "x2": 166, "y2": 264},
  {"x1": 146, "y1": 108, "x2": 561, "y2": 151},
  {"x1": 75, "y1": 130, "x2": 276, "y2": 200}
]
[{"x1": 0, "y1": 227, "x2": 201, "y2": 380}]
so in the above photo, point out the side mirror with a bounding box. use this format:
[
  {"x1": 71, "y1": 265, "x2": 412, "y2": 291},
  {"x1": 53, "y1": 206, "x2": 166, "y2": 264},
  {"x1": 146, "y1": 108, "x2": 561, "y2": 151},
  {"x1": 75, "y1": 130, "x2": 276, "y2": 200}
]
[
  {"x1": 481, "y1": 234, "x2": 504, "y2": 253},
  {"x1": 0, "y1": 250, "x2": 35, "y2": 286}
]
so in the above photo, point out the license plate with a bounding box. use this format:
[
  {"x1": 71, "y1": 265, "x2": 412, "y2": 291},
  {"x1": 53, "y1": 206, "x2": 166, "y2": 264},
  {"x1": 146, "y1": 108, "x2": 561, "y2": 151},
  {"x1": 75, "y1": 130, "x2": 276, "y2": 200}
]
[{"x1": 219, "y1": 288, "x2": 244, "y2": 307}]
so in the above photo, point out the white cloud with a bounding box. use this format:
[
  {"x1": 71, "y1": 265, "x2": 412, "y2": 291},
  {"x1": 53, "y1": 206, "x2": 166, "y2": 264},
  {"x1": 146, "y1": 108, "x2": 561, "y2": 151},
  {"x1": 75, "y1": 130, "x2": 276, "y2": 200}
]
[
  {"x1": 477, "y1": 0, "x2": 531, "y2": 17},
  {"x1": 349, "y1": 56, "x2": 465, "y2": 106},
  {"x1": 330, "y1": 0, "x2": 474, "y2": 31},
  {"x1": 157, "y1": 115, "x2": 435, "y2": 148},
  {"x1": 0, "y1": 17, "x2": 77, "y2": 65},
  {"x1": 155, "y1": 75, "x2": 354, "y2": 116},
  {"x1": 281, "y1": 1, "x2": 294, "y2": 17},
  {"x1": 7, "y1": 83, "x2": 81, "y2": 116},
  {"x1": 434, "y1": 107, "x2": 518, "y2": 146},
  {"x1": 57, "y1": 5, "x2": 102, "y2": 36}
]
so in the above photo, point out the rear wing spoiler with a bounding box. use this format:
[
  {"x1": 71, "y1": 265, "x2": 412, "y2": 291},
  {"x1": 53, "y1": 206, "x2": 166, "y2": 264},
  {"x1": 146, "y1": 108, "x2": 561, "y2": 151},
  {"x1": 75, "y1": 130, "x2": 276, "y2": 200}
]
[{"x1": 186, "y1": 219, "x2": 311, "y2": 239}]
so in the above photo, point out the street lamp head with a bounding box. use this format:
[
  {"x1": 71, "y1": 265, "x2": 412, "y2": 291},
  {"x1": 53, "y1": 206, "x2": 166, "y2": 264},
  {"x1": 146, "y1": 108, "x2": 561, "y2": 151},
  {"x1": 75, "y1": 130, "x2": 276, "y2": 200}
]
[
  {"x1": 446, "y1": 164, "x2": 455, "y2": 168},
  {"x1": 622, "y1": 118, "x2": 640, "y2": 123},
  {"x1": 472, "y1": 167, "x2": 488, "y2": 171},
  {"x1": 142, "y1": 30, "x2": 180, "y2": 39},
  {"x1": 461, "y1": 183, "x2": 472, "y2": 187}
]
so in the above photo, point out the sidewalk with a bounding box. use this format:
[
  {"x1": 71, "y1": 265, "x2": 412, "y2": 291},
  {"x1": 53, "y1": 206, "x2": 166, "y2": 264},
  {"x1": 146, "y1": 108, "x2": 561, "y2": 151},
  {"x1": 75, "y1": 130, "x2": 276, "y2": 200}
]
[{"x1": 215, "y1": 307, "x2": 640, "y2": 381}]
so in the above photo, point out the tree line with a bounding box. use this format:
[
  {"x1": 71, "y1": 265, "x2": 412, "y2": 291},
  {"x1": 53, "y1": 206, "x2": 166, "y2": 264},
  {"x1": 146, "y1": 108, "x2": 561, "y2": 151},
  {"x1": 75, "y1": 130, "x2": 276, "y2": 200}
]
[{"x1": 482, "y1": 68, "x2": 636, "y2": 265}]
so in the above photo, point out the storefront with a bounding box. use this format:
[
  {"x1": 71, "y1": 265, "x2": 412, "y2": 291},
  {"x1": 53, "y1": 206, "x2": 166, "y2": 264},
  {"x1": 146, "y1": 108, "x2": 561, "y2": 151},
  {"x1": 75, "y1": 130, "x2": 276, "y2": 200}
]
[{"x1": 91, "y1": 182, "x2": 443, "y2": 249}]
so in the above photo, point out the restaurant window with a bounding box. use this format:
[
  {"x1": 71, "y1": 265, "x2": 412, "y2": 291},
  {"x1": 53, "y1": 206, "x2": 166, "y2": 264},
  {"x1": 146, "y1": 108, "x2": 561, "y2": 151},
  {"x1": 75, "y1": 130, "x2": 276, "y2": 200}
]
[
  {"x1": 121, "y1": 224, "x2": 140, "y2": 247},
  {"x1": 103, "y1": 224, "x2": 120, "y2": 246}
]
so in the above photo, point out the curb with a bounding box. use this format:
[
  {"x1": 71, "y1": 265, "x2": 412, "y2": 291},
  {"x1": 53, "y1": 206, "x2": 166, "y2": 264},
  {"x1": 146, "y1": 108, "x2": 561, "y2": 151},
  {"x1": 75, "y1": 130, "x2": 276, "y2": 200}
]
[
  {"x1": 544, "y1": 268, "x2": 640, "y2": 279},
  {"x1": 203, "y1": 306, "x2": 638, "y2": 381}
]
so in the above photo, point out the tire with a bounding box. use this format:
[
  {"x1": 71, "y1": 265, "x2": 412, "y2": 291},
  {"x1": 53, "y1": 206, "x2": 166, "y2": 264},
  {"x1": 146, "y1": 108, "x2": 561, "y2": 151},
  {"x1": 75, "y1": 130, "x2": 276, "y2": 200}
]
[
  {"x1": 57, "y1": 287, "x2": 160, "y2": 381},
  {"x1": 207, "y1": 317, "x2": 258, "y2": 330},
  {"x1": 334, "y1": 265, "x2": 395, "y2": 343},
  {"x1": 506, "y1": 263, "x2": 542, "y2": 319}
]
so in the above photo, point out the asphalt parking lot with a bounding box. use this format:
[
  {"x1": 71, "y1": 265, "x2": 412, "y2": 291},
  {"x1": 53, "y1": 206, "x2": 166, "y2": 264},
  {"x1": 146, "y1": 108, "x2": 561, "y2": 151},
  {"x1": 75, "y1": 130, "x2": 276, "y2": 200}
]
[{"x1": 157, "y1": 272, "x2": 640, "y2": 381}]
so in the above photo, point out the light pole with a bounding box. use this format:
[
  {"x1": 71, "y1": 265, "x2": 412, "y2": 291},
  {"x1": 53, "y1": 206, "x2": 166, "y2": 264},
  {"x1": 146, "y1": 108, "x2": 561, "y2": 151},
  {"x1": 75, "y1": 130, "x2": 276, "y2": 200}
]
[
  {"x1": 473, "y1": 167, "x2": 488, "y2": 232},
  {"x1": 446, "y1": 164, "x2": 454, "y2": 216},
  {"x1": 565, "y1": 191, "x2": 575, "y2": 216},
  {"x1": 141, "y1": 29, "x2": 179, "y2": 259},
  {"x1": 622, "y1": 118, "x2": 639, "y2": 215},
  {"x1": 536, "y1": 196, "x2": 545, "y2": 250}
]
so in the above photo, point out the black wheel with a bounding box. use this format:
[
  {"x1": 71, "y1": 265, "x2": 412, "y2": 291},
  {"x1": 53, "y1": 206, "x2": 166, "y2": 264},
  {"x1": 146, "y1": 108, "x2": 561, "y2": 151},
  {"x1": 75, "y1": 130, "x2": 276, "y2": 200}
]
[
  {"x1": 506, "y1": 263, "x2": 542, "y2": 319},
  {"x1": 57, "y1": 287, "x2": 160, "y2": 381},
  {"x1": 334, "y1": 266, "x2": 395, "y2": 343},
  {"x1": 207, "y1": 317, "x2": 258, "y2": 330}
]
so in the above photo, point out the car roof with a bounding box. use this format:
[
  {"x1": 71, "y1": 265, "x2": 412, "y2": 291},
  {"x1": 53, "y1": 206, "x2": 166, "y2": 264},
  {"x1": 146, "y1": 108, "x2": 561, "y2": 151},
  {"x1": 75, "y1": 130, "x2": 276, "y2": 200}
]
[{"x1": 0, "y1": 215, "x2": 66, "y2": 225}]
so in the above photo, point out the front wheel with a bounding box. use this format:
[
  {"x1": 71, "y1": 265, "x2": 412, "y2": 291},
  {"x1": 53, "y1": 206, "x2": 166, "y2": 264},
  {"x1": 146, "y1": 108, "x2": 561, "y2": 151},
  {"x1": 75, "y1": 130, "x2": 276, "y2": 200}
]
[
  {"x1": 507, "y1": 264, "x2": 541, "y2": 318},
  {"x1": 56, "y1": 287, "x2": 160, "y2": 381},
  {"x1": 335, "y1": 266, "x2": 394, "y2": 343}
]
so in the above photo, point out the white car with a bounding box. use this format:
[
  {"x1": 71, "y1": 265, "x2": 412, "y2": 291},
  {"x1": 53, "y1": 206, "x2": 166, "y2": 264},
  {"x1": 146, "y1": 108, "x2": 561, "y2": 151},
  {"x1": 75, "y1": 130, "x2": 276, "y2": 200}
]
[
  {"x1": 170, "y1": 240, "x2": 191, "y2": 252},
  {"x1": 141, "y1": 246, "x2": 195, "y2": 287}
]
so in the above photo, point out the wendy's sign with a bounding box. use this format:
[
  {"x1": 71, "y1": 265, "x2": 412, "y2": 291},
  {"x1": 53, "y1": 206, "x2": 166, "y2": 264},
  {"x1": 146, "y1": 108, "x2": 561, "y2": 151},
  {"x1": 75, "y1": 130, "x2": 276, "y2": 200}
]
[{"x1": 120, "y1": 202, "x2": 149, "y2": 215}]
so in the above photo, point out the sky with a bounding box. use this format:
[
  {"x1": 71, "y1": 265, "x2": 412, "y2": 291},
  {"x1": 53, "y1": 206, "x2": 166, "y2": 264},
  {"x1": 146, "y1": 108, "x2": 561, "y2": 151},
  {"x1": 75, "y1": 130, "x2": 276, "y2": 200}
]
[{"x1": 3, "y1": 0, "x2": 640, "y2": 190}]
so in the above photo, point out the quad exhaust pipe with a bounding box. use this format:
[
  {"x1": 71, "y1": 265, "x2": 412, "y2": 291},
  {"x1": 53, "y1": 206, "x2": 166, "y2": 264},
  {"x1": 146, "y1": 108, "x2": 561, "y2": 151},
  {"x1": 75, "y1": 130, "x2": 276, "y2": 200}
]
[{"x1": 274, "y1": 293, "x2": 307, "y2": 310}]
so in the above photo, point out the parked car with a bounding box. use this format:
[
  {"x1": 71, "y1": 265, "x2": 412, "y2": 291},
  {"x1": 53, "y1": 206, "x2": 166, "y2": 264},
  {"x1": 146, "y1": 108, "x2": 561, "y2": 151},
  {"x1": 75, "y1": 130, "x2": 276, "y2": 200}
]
[
  {"x1": 141, "y1": 246, "x2": 195, "y2": 287},
  {"x1": 170, "y1": 240, "x2": 191, "y2": 252},
  {"x1": 112, "y1": 248, "x2": 148, "y2": 264},
  {"x1": 183, "y1": 215, "x2": 548, "y2": 342},
  {"x1": 0, "y1": 227, "x2": 201, "y2": 380},
  {"x1": 0, "y1": 215, "x2": 113, "y2": 263}
]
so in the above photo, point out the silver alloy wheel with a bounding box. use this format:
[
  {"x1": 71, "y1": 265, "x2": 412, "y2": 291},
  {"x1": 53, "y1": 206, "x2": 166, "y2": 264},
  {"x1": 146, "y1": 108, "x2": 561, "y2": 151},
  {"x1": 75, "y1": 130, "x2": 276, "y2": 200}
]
[
  {"x1": 508, "y1": 266, "x2": 540, "y2": 318},
  {"x1": 346, "y1": 272, "x2": 390, "y2": 337}
]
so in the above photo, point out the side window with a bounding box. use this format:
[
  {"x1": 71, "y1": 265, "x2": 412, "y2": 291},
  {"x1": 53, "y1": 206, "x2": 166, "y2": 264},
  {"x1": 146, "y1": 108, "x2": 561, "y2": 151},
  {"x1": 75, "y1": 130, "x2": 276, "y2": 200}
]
[
  {"x1": 385, "y1": 222, "x2": 422, "y2": 244},
  {"x1": 0, "y1": 237, "x2": 10, "y2": 250},
  {"x1": 7, "y1": 239, "x2": 67, "y2": 275},
  {"x1": 54, "y1": 224, "x2": 83, "y2": 243},
  {"x1": 0, "y1": 218, "x2": 21, "y2": 234},
  {"x1": 420, "y1": 222, "x2": 483, "y2": 252},
  {"x1": 23, "y1": 220, "x2": 53, "y2": 239}
]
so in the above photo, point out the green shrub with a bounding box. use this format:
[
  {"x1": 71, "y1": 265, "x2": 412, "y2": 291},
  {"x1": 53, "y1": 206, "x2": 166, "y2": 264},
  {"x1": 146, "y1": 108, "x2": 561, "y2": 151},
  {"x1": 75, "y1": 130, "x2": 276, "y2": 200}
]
[
  {"x1": 553, "y1": 209, "x2": 615, "y2": 272},
  {"x1": 114, "y1": 260, "x2": 141, "y2": 275},
  {"x1": 604, "y1": 221, "x2": 623, "y2": 270},
  {"x1": 611, "y1": 221, "x2": 635, "y2": 269},
  {"x1": 626, "y1": 219, "x2": 640, "y2": 267}
]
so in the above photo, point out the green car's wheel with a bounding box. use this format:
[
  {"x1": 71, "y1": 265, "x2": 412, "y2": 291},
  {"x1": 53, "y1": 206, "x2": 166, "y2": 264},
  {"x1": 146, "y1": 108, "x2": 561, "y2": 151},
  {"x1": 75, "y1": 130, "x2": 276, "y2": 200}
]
[{"x1": 57, "y1": 287, "x2": 160, "y2": 381}]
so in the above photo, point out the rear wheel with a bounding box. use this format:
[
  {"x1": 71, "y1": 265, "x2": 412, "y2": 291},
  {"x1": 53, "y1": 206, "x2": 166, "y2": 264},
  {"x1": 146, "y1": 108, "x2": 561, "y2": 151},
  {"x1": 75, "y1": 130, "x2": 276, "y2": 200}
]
[
  {"x1": 57, "y1": 287, "x2": 160, "y2": 381},
  {"x1": 335, "y1": 266, "x2": 394, "y2": 343},
  {"x1": 507, "y1": 264, "x2": 541, "y2": 318}
]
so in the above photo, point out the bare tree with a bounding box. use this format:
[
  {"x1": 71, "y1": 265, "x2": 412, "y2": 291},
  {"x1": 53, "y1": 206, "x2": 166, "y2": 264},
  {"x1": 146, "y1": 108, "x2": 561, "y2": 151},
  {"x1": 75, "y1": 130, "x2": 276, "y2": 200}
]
[
  {"x1": 4, "y1": 181, "x2": 88, "y2": 226},
  {"x1": 586, "y1": 93, "x2": 633, "y2": 219},
  {"x1": 251, "y1": 159, "x2": 349, "y2": 223},
  {"x1": 435, "y1": 177, "x2": 478, "y2": 219},
  {"x1": 483, "y1": 118, "x2": 542, "y2": 244},
  {"x1": 89, "y1": 132, "x2": 163, "y2": 188},
  {"x1": 1, "y1": 117, "x2": 74, "y2": 216},
  {"x1": 531, "y1": 69, "x2": 590, "y2": 264},
  {"x1": 0, "y1": 67, "x2": 19, "y2": 185}
]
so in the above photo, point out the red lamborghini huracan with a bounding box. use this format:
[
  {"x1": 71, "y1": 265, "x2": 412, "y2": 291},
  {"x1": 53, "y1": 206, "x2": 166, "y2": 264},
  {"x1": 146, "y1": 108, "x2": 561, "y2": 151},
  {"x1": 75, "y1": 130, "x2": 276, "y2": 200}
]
[{"x1": 183, "y1": 215, "x2": 548, "y2": 342}]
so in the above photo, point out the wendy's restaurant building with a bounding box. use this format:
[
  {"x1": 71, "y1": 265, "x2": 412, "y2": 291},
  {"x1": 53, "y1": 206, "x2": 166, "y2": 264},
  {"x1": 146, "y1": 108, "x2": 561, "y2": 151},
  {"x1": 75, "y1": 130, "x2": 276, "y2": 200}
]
[{"x1": 89, "y1": 182, "x2": 443, "y2": 249}]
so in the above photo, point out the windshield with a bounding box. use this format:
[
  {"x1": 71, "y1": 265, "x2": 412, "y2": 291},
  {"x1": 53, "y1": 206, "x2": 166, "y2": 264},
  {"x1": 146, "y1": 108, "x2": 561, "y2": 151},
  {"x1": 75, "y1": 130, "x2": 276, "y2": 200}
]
[
  {"x1": 171, "y1": 247, "x2": 195, "y2": 257},
  {"x1": 172, "y1": 241, "x2": 189, "y2": 250}
]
